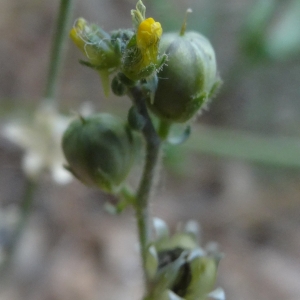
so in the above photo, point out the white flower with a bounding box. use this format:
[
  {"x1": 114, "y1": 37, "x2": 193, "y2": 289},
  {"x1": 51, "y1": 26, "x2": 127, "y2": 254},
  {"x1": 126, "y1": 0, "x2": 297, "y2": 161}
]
[{"x1": 2, "y1": 103, "x2": 72, "y2": 184}]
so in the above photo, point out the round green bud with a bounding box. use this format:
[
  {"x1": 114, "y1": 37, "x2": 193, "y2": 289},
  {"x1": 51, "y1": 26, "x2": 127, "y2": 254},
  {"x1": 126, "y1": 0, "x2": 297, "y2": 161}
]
[
  {"x1": 147, "y1": 31, "x2": 220, "y2": 123},
  {"x1": 127, "y1": 106, "x2": 146, "y2": 131},
  {"x1": 111, "y1": 76, "x2": 127, "y2": 96},
  {"x1": 62, "y1": 113, "x2": 140, "y2": 192}
]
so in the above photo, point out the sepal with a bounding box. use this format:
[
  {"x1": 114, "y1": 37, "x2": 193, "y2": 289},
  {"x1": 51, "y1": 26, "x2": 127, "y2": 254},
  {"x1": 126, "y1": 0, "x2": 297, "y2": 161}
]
[
  {"x1": 145, "y1": 219, "x2": 224, "y2": 300},
  {"x1": 145, "y1": 245, "x2": 159, "y2": 279},
  {"x1": 131, "y1": 0, "x2": 146, "y2": 28}
]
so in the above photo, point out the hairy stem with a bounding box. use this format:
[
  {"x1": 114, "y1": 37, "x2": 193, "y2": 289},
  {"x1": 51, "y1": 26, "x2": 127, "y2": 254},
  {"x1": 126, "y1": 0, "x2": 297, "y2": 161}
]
[
  {"x1": 45, "y1": 0, "x2": 74, "y2": 102},
  {"x1": 129, "y1": 86, "x2": 161, "y2": 292}
]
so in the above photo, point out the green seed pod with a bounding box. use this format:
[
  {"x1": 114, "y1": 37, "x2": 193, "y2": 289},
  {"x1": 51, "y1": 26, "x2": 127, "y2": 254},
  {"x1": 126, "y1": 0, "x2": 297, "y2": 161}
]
[
  {"x1": 62, "y1": 113, "x2": 140, "y2": 192},
  {"x1": 147, "y1": 31, "x2": 220, "y2": 123}
]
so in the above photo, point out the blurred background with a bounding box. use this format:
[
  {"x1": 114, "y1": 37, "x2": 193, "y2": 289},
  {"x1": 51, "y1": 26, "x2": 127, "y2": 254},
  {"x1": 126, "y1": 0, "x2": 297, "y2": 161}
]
[{"x1": 1, "y1": 0, "x2": 300, "y2": 299}]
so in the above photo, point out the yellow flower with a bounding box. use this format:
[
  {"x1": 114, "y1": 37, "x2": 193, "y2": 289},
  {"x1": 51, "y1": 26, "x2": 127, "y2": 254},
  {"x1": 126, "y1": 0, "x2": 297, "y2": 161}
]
[
  {"x1": 137, "y1": 18, "x2": 162, "y2": 66},
  {"x1": 137, "y1": 18, "x2": 162, "y2": 51},
  {"x1": 122, "y1": 17, "x2": 164, "y2": 81},
  {"x1": 70, "y1": 1, "x2": 165, "y2": 84}
]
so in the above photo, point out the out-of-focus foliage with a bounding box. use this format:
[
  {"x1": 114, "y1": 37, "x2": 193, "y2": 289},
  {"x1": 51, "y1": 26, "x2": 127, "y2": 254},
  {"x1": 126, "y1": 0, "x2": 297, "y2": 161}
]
[{"x1": 149, "y1": 0, "x2": 300, "y2": 170}]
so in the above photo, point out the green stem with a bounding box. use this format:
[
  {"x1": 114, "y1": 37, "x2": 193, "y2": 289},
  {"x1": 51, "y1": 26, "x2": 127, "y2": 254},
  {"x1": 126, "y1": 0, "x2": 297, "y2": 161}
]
[
  {"x1": 106, "y1": 185, "x2": 136, "y2": 214},
  {"x1": 128, "y1": 86, "x2": 161, "y2": 292},
  {"x1": 119, "y1": 185, "x2": 136, "y2": 204},
  {"x1": 44, "y1": 0, "x2": 74, "y2": 102},
  {"x1": 0, "y1": 0, "x2": 74, "y2": 277},
  {"x1": 158, "y1": 119, "x2": 172, "y2": 141}
]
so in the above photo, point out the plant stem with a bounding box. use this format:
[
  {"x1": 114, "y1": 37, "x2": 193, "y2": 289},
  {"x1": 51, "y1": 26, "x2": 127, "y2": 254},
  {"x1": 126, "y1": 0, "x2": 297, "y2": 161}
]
[
  {"x1": 106, "y1": 186, "x2": 135, "y2": 214},
  {"x1": 128, "y1": 86, "x2": 161, "y2": 292},
  {"x1": 158, "y1": 119, "x2": 172, "y2": 141},
  {"x1": 44, "y1": 0, "x2": 74, "y2": 102},
  {"x1": 119, "y1": 185, "x2": 136, "y2": 204},
  {"x1": 0, "y1": 0, "x2": 74, "y2": 276}
]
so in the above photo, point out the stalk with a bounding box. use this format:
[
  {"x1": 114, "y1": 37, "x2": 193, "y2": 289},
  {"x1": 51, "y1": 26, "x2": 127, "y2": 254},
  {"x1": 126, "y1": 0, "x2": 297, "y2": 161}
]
[
  {"x1": 44, "y1": 0, "x2": 74, "y2": 102},
  {"x1": 0, "y1": 0, "x2": 74, "y2": 275},
  {"x1": 129, "y1": 86, "x2": 161, "y2": 292}
]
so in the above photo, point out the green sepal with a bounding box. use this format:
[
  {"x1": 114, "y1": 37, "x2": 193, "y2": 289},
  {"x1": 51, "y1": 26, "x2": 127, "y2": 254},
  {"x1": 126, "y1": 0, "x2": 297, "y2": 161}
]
[
  {"x1": 184, "y1": 251, "x2": 218, "y2": 300},
  {"x1": 148, "y1": 250, "x2": 189, "y2": 299},
  {"x1": 145, "y1": 245, "x2": 159, "y2": 279},
  {"x1": 131, "y1": 0, "x2": 146, "y2": 28},
  {"x1": 104, "y1": 185, "x2": 136, "y2": 214}
]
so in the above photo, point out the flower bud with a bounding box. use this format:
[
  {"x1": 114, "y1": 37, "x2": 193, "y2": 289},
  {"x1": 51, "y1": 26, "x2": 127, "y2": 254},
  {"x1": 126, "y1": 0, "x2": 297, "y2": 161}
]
[
  {"x1": 62, "y1": 113, "x2": 140, "y2": 192},
  {"x1": 148, "y1": 31, "x2": 221, "y2": 123},
  {"x1": 111, "y1": 76, "x2": 127, "y2": 96},
  {"x1": 121, "y1": 0, "x2": 166, "y2": 81},
  {"x1": 70, "y1": 18, "x2": 120, "y2": 70},
  {"x1": 70, "y1": 18, "x2": 125, "y2": 95}
]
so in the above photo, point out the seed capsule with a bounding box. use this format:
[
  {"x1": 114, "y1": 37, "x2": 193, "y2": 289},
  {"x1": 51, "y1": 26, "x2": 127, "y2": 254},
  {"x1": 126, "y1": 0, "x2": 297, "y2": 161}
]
[
  {"x1": 62, "y1": 113, "x2": 140, "y2": 192},
  {"x1": 148, "y1": 31, "x2": 220, "y2": 123}
]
